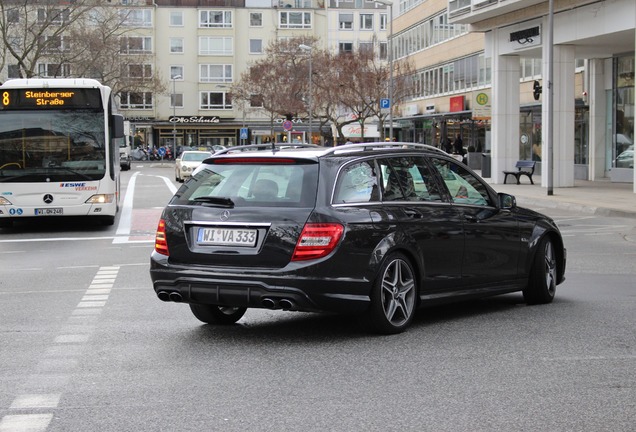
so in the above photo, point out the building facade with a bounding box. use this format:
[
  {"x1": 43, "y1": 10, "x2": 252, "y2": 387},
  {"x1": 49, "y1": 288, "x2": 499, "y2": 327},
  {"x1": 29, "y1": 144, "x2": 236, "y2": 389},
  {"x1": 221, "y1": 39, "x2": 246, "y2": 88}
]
[
  {"x1": 1, "y1": 0, "x2": 390, "y2": 149},
  {"x1": 393, "y1": 0, "x2": 634, "y2": 190}
]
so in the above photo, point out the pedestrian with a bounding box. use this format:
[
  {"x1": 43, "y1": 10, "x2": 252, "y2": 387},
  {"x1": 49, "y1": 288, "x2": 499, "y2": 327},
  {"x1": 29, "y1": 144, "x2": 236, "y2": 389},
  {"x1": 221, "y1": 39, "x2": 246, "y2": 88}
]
[
  {"x1": 444, "y1": 137, "x2": 453, "y2": 153},
  {"x1": 453, "y1": 133, "x2": 464, "y2": 155}
]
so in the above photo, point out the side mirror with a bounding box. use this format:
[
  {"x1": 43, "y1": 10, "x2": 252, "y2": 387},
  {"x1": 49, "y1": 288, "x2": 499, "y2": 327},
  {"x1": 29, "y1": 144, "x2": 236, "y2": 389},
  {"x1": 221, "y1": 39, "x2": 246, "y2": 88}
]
[
  {"x1": 112, "y1": 114, "x2": 125, "y2": 139},
  {"x1": 498, "y1": 193, "x2": 516, "y2": 209}
]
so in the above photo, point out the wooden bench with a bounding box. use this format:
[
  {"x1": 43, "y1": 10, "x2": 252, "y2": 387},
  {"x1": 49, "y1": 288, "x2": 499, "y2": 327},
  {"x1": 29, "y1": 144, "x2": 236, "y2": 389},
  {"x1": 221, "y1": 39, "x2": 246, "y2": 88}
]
[{"x1": 503, "y1": 160, "x2": 536, "y2": 184}]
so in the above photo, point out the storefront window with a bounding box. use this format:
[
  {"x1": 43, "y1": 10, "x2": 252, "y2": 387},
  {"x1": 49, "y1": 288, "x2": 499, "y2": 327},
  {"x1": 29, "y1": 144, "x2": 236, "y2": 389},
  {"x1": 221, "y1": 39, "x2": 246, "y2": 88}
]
[{"x1": 614, "y1": 56, "x2": 634, "y2": 168}]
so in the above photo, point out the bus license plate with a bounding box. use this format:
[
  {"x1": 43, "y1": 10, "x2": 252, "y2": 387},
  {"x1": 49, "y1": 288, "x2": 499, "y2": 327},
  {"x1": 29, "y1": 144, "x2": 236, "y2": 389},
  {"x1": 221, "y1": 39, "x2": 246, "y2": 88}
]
[
  {"x1": 35, "y1": 208, "x2": 63, "y2": 216},
  {"x1": 197, "y1": 227, "x2": 257, "y2": 247}
]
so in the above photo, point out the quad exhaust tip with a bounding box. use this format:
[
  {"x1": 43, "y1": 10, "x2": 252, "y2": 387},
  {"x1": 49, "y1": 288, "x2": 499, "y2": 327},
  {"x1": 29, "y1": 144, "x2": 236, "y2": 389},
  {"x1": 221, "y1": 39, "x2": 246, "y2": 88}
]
[
  {"x1": 261, "y1": 297, "x2": 295, "y2": 310},
  {"x1": 157, "y1": 291, "x2": 183, "y2": 302}
]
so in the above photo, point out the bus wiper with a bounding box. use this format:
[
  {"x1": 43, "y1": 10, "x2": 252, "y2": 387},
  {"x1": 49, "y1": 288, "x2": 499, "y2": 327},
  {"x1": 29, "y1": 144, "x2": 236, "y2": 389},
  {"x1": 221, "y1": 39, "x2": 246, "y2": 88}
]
[{"x1": 191, "y1": 196, "x2": 235, "y2": 207}]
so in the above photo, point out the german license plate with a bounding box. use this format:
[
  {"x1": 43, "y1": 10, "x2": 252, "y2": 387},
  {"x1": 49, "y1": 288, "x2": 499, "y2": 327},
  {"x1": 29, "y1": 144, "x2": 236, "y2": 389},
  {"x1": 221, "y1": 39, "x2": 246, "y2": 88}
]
[
  {"x1": 197, "y1": 227, "x2": 257, "y2": 247},
  {"x1": 35, "y1": 208, "x2": 63, "y2": 215}
]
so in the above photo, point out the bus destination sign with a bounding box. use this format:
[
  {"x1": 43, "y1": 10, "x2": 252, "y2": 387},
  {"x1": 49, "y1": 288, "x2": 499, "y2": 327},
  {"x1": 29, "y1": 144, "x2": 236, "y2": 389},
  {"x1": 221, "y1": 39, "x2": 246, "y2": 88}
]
[{"x1": 1, "y1": 88, "x2": 102, "y2": 110}]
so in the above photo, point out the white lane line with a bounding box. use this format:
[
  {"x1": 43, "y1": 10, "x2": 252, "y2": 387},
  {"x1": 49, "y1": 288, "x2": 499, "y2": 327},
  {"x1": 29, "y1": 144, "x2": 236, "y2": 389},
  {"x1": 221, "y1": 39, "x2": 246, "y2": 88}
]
[
  {"x1": 53, "y1": 334, "x2": 90, "y2": 344},
  {"x1": 10, "y1": 395, "x2": 61, "y2": 410},
  {"x1": 114, "y1": 171, "x2": 139, "y2": 240},
  {"x1": 2, "y1": 266, "x2": 120, "y2": 432},
  {"x1": 0, "y1": 237, "x2": 114, "y2": 243},
  {"x1": 113, "y1": 173, "x2": 175, "y2": 244},
  {"x1": 0, "y1": 414, "x2": 53, "y2": 432}
]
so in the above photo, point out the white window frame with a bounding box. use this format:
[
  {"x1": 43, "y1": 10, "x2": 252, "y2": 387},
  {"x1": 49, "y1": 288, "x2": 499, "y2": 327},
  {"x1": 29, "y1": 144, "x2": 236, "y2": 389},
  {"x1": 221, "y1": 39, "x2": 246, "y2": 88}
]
[
  {"x1": 170, "y1": 93, "x2": 184, "y2": 109},
  {"x1": 279, "y1": 11, "x2": 311, "y2": 29},
  {"x1": 37, "y1": 63, "x2": 71, "y2": 77},
  {"x1": 170, "y1": 66, "x2": 184, "y2": 80},
  {"x1": 37, "y1": 8, "x2": 70, "y2": 25},
  {"x1": 200, "y1": 91, "x2": 232, "y2": 110},
  {"x1": 199, "y1": 64, "x2": 233, "y2": 83},
  {"x1": 249, "y1": 39, "x2": 263, "y2": 54},
  {"x1": 250, "y1": 12, "x2": 263, "y2": 27},
  {"x1": 339, "y1": 42, "x2": 353, "y2": 54},
  {"x1": 170, "y1": 37, "x2": 184, "y2": 54},
  {"x1": 338, "y1": 13, "x2": 353, "y2": 30},
  {"x1": 123, "y1": 64, "x2": 153, "y2": 79},
  {"x1": 199, "y1": 37, "x2": 233, "y2": 56},
  {"x1": 120, "y1": 36, "x2": 152, "y2": 54},
  {"x1": 120, "y1": 91, "x2": 154, "y2": 110},
  {"x1": 360, "y1": 13, "x2": 374, "y2": 30},
  {"x1": 170, "y1": 11, "x2": 183, "y2": 26},
  {"x1": 199, "y1": 10, "x2": 233, "y2": 28},
  {"x1": 120, "y1": 9, "x2": 152, "y2": 27},
  {"x1": 42, "y1": 35, "x2": 70, "y2": 53}
]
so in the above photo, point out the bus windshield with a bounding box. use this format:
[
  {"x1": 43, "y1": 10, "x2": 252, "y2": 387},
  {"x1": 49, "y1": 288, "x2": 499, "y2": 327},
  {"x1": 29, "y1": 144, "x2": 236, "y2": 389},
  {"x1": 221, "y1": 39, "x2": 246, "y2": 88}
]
[{"x1": 0, "y1": 110, "x2": 106, "y2": 183}]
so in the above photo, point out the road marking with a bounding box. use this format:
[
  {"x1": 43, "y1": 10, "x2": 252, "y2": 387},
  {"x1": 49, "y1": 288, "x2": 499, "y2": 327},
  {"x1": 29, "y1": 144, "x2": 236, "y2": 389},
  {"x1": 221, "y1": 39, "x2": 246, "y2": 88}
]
[
  {"x1": 113, "y1": 173, "x2": 176, "y2": 244},
  {"x1": 114, "y1": 172, "x2": 139, "y2": 240},
  {"x1": 542, "y1": 355, "x2": 636, "y2": 361},
  {"x1": 1, "y1": 267, "x2": 120, "y2": 432},
  {"x1": 10, "y1": 395, "x2": 61, "y2": 410},
  {"x1": 0, "y1": 414, "x2": 54, "y2": 432},
  {"x1": 0, "y1": 237, "x2": 114, "y2": 243}
]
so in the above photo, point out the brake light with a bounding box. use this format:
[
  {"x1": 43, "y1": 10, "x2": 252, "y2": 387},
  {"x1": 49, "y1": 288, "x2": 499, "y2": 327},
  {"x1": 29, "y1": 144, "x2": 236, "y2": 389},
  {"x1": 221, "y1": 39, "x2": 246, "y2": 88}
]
[
  {"x1": 291, "y1": 223, "x2": 344, "y2": 261},
  {"x1": 154, "y1": 219, "x2": 169, "y2": 256},
  {"x1": 214, "y1": 157, "x2": 297, "y2": 164}
]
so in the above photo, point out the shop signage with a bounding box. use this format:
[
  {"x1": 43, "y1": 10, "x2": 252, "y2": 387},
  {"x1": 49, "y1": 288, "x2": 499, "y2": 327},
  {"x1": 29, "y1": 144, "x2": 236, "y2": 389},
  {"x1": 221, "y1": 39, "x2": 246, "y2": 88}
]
[
  {"x1": 450, "y1": 96, "x2": 465, "y2": 112},
  {"x1": 169, "y1": 116, "x2": 220, "y2": 124},
  {"x1": 125, "y1": 116, "x2": 155, "y2": 121},
  {"x1": 472, "y1": 90, "x2": 491, "y2": 120}
]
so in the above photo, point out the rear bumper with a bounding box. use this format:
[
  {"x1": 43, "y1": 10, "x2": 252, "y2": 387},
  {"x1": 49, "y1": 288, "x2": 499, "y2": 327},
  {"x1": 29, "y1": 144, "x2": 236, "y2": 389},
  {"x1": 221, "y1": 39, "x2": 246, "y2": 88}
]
[{"x1": 150, "y1": 254, "x2": 371, "y2": 314}]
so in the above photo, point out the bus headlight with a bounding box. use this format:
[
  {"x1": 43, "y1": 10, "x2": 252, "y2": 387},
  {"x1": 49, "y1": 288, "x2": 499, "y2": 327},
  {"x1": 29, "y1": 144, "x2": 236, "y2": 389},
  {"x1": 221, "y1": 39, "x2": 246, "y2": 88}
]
[
  {"x1": 85, "y1": 194, "x2": 115, "y2": 204},
  {"x1": 0, "y1": 196, "x2": 13, "y2": 205}
]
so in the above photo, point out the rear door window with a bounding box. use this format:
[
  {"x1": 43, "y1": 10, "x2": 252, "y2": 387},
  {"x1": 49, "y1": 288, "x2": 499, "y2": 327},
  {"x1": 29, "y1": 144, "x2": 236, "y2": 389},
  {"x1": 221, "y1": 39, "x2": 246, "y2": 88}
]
[{"x1": 378, "y1": 156, "x2": 443, "y2": 202}]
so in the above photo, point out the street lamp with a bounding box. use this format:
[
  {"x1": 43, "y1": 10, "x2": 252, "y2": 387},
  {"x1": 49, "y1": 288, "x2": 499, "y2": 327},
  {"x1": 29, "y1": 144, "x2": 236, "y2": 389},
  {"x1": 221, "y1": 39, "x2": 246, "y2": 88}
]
[
  {"x1": 374, "y1": 0, "x2": 393, "y2": 140},
  {"x1": 171, "y1": 74, "x2": 182, "y2": 158},
  {"x1": 299, "y1": 44, "x2": 313, "y2": 144}
]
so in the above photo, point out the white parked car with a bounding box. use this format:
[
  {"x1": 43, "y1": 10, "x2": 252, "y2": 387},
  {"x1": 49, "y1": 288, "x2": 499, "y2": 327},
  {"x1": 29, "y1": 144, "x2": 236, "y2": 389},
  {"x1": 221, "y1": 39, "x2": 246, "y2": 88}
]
[{"x1": 175, "y1": 151, "x2": 213, "y2": 182}]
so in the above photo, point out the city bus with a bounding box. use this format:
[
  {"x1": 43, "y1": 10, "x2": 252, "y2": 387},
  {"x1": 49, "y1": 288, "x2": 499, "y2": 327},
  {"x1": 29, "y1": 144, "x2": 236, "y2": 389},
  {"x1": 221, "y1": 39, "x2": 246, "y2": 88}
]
[{"x1": 0, "y1": 78, "x2": 125, "y2": 227}]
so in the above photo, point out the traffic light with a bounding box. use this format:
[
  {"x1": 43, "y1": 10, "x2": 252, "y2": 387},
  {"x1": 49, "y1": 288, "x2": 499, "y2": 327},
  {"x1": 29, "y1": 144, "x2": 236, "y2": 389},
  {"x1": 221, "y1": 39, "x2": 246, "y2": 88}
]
[{"x1": 533, "y1": 80, "x2": 542, "y2": 101}]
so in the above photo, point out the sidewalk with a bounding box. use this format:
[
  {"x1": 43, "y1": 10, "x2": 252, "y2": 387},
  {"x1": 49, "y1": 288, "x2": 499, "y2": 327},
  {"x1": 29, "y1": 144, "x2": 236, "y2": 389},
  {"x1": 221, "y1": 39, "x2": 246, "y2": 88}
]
[{"x1": 482, "y1": 174, "x2": 636, "y2": 219}]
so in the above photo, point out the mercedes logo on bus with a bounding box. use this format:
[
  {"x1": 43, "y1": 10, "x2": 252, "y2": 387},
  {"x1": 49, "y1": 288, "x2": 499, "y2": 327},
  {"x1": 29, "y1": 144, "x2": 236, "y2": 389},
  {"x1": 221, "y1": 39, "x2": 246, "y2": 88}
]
[{"x1": 43, "y1": 194, "x2": 54, "y2": 204}]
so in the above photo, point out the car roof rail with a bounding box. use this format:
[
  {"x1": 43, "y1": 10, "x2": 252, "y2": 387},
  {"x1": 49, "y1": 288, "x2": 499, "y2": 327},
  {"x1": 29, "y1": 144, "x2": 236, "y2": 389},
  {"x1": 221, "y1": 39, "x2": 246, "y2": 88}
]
[
  {"x1": 322, "y1": 142, "x2": 447, "y2": 156},
  {"x1": 214, "y1": 143, "x2": 322, "y2": 155}
]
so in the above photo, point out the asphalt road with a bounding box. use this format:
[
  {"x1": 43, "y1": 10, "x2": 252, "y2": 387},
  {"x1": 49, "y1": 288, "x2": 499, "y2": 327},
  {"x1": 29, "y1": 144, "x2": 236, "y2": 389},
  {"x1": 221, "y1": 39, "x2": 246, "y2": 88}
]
[{"x1": 1, "y1": 164, "x2": 634, "y2": 432}]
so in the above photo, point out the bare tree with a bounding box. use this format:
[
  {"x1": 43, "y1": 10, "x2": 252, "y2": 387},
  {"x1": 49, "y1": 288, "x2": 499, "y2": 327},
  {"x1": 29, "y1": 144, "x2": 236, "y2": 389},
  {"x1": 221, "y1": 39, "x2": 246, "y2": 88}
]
[
  {"x1": 232, "y1": 37, "x2": 415, "y2": 144},
  {"x1": 231, "y1": 37, "x2": 315, "y2": 138},
  {"x1": 0, "y1": 1, "x2": 165, "y2": 96}
]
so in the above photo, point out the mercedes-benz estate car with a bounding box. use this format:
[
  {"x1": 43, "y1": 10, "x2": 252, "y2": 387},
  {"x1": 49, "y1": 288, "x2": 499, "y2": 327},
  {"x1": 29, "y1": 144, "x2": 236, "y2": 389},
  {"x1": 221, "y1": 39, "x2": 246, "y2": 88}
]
[{"x1": 150, "y1": 143, "x2": 566, "y2": 334}]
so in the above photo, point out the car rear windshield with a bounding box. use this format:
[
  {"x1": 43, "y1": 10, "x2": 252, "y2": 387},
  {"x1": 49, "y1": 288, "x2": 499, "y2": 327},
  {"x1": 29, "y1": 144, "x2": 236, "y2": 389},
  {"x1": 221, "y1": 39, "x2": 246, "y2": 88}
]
[{"x1": 172, "y1": 159, "x2": 319, "y2": 208}]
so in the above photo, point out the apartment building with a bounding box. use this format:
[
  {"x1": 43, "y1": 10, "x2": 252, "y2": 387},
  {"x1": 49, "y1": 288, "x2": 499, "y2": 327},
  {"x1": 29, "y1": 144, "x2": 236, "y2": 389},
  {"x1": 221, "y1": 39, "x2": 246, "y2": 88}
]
[{"x1": 0, "y1": 0, "x2": 390, "y2": 149}]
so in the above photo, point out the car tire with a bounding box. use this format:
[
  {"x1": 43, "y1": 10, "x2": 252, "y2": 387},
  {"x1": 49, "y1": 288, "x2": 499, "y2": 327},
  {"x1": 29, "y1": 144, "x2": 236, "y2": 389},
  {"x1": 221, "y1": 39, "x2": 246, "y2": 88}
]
[
  {"x1": 523, "y1": 236, "x2": 557, "y2": 305},
  {"x1": 175, "y1": 170, "x2": 180, "y2": 182},
  {"x1": 189, "y1": 303, "x2": 247, "y2": 325},
  {"x1": 362, "y1": 253, "x2": 417, "y2": 334}
]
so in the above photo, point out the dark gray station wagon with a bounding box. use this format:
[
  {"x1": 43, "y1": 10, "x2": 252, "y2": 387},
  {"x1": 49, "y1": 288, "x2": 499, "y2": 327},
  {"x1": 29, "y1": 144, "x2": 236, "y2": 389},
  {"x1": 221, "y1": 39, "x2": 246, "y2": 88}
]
[{"x1": 150, "y1": 143, "x2": 566, "y2": 334}]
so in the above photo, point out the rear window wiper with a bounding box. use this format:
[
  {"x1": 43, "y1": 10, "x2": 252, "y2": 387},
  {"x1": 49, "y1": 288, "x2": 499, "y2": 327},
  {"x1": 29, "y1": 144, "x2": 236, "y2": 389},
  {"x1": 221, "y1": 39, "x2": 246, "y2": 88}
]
[{"x1": 190, "y1": 196, "x2": 235, "y2": 207}]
